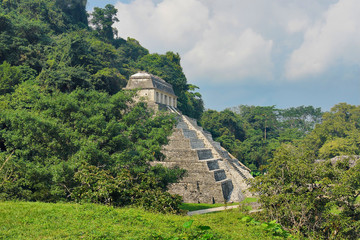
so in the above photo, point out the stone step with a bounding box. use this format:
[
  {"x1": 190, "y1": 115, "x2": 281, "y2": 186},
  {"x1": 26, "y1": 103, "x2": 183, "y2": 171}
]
[
  {"x1": 168, "y1": 106, "x2": 181, "y2": 115},
  {"x1": 197, "y1": 149, "x2": 213, "y2": 160},
  {"x1": 212, "y1": 141, "x2": 222, "y2": 149},
  {"x1": 212, "y1": 169, "x2": 227, "y2": 181},
  {"x1": 182, "y1": 129, "x2": 198, "y2": 139},
  {"x1": 189, "y1": 139, "x2": 205, "y2": 149},
  {"x1": 205, "y1": 159, "x2": 220, "y2": 170},
  {"x1": 167, "y1": 129, "x2": 187, "y2": 140},
  {"x1": 204, "y1": 132, "x2": 213, "y2": 140},
  {"x1": 163, "y1": 139, "x2": 191, "y2": 149},
  {"x1": 185, "y1": 116, "x2": 197, "y2": 126},
  {"x1": 196, "y1": 126, "x2": 204, "y2": 132},
  {"x1": 168, "y1": 182, "x2": 225, "y2": 204},
  {"x1": 227, "y1": 160, "x2": 249, "y2": 180},
  {"x1": 163, "y1": 149, "x2": 199, "y2": 162},
  {"x1": 176, "y1": 122, "x2": 188, "y2": 129},
  {"x1": 151, "y1": 161, "x2": 209, "y2": 171},
  {"x1": 180, "y1": 173, "x2": 220, "y2": 183},
  {"x1": 219, "y1": 179, "x2": 234, "y2": 201}
]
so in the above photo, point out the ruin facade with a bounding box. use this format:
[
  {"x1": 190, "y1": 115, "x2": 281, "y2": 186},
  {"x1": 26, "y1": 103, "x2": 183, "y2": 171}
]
[{"x1": 124, "y1": 72, "x2": 177, "y2": 109}]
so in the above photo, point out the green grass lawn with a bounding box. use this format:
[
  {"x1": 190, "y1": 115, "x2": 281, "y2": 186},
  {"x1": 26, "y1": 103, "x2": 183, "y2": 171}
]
[
  {"x1": 241, "y1": 197, "x2": 258, "y2": 204},
  {"x1": 0, "y1": 201, "x2": 281, "y2": 239}
]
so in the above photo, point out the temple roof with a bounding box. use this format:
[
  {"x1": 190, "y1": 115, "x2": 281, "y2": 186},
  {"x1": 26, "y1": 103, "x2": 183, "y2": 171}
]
[{"x1": 124, "y1": 72, "x2": 176, "y2": 96}]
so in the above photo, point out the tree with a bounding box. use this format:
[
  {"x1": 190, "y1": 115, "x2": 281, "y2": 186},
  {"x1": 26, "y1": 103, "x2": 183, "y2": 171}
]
[
  {"x1": 304, "y1": 103, "x2": 360, "y2": 158},
  {"x1": 251, "y1": 103, "x2": 360, "y2": 238},
  {"x1": 55, "y1": 0, "x2": 88, "y2": 26},
  {"x1": 37, "y1": 30, "x2": 127, "y2": 93},
  {"x1": 179, "y1": 85, "x2": 204, "y2": 120},
  {"x1": 278, "y1": 106, "x2": 322, "y2": 134},
  {"x1": 91, "y1": 67, "x2": 126, "y2": 94},
  {"x1": 117, "y1": 37, "x2": 149, "y2": 62},
  {"x1": 200, "y1": 109, "x2": 245, "y2": 141},
  {"x1": 0, "y1": 61, "x2": 21, "y2": 94},
  {"x1": 90, "y1": 4, "x2": 119, "y2": 41},
  {"x1": 251, "y1": 143, "x2": 360, "y2": 239},
  {"x1": 232, "y1": 105, "x2": 279, "y2": 140}
]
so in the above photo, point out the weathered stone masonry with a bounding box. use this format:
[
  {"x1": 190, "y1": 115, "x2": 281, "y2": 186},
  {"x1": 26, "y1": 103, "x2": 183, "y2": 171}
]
[
  {"x1": 125, "y1": 72, "x2": 253, "y2": 203},
  {"x1": 124, "y1": 72, "x2": 177, "y2": 109},
  {"x1": 155, "y1": 113, "x2": 253, "y2": 203}
]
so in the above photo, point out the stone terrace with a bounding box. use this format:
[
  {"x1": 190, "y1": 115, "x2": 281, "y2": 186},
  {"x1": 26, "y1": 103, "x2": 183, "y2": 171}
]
[{"x1": 152, "y1": 108, "x2": 253, "y2": 204}]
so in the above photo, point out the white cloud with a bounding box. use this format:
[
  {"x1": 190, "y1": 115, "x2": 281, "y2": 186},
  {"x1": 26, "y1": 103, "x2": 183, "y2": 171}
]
[
  {"x1": 113, "y1": 0, "x2": 358, "y2": 84},
  {"x1": 286, "y1": 0, "x2": 360, "y2": 79},
  {"x1": 183, "y1": 28, "x2": 273, "y2": 83},
  {"x1": 114, "y1": 0, "x2": 209, "y2": 53},
  {"x1": 114, "y1": 0, "x2": 276, "y2": 83},
  {"x1": 287, "y1": 19, "x2": 310, "y2": 33}
]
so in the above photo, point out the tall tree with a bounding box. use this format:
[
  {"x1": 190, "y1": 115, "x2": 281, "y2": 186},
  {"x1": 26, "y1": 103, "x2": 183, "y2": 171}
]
[
  {"x1": 90, "y1": 4, "x2": 119, "y2": 41},
  {"x1": 55, "y1": 0, "x2": 88, "y2": 26},
  {"x1": 305, "y1": 103, "x2": 360, "y2": 158}
]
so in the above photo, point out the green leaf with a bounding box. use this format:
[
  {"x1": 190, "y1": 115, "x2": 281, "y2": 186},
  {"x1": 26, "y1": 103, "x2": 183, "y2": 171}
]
[
  {"x1": 241, "y1": 216, "x2": 253, "y2": 223},
  {"x1": 261, "y1": 223, "x2": 268, "y2": 229},
  {"x1": 198, "y1": 225, "x2": 211, "y2": 230},
  {"x1": 183, "y1": 220, "x2": 194, "y2": 229}
]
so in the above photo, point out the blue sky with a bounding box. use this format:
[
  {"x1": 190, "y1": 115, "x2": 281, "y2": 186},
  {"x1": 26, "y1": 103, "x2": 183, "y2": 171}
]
[{"x1": 87, "y1": 0, "x2": 359, "y2": 111}]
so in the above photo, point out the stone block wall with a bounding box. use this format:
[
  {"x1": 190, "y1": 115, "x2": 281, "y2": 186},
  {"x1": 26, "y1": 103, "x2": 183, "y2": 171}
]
[{"x1": 152, "y1": 114, "x2": 253, "y2": 204}]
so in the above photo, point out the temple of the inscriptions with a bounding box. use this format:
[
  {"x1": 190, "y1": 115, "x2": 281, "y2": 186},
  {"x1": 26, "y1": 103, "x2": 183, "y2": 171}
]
[
  {"x1": 125, "y1": 72, "x2": 253, "y2": 203},
  {"x1": 124, "y1": 72, "x2": 177, "y2": 110}
]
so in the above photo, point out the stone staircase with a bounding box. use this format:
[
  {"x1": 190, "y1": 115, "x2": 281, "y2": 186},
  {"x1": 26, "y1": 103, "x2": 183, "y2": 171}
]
[{"x1": 154, "y1": 109, "x2": 253, "y2": 203}]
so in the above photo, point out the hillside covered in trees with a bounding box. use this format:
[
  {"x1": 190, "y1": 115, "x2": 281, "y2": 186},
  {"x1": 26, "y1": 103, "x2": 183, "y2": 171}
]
[{"x1": 0, "y1": 0, "x2": 204, "y2": 212}]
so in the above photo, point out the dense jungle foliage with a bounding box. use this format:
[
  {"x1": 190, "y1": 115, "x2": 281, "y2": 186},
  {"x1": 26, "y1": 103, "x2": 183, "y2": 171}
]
[
  {"x1": 200, "y1": 105, "x2": 323, "y2": 173},
  {"x1": 201, "y1": 103, "x2": 360, "y2": 238},
  {"x1": 0, "y1": 0, "x2": 205, "y2": 212},
  {"x1": 251, "y1": 103, "x2": 360, "y2": 239}
]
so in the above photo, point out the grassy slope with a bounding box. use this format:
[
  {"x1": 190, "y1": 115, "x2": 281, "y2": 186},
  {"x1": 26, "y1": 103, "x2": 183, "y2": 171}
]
[{"x1": 0, "y1": 201, "x2": 279, "y2": 239}]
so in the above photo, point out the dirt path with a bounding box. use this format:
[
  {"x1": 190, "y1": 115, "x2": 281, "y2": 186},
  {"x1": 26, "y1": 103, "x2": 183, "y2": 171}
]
[{"x1": 187, "y1": 205, "x2": 262, "y2": 216}]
